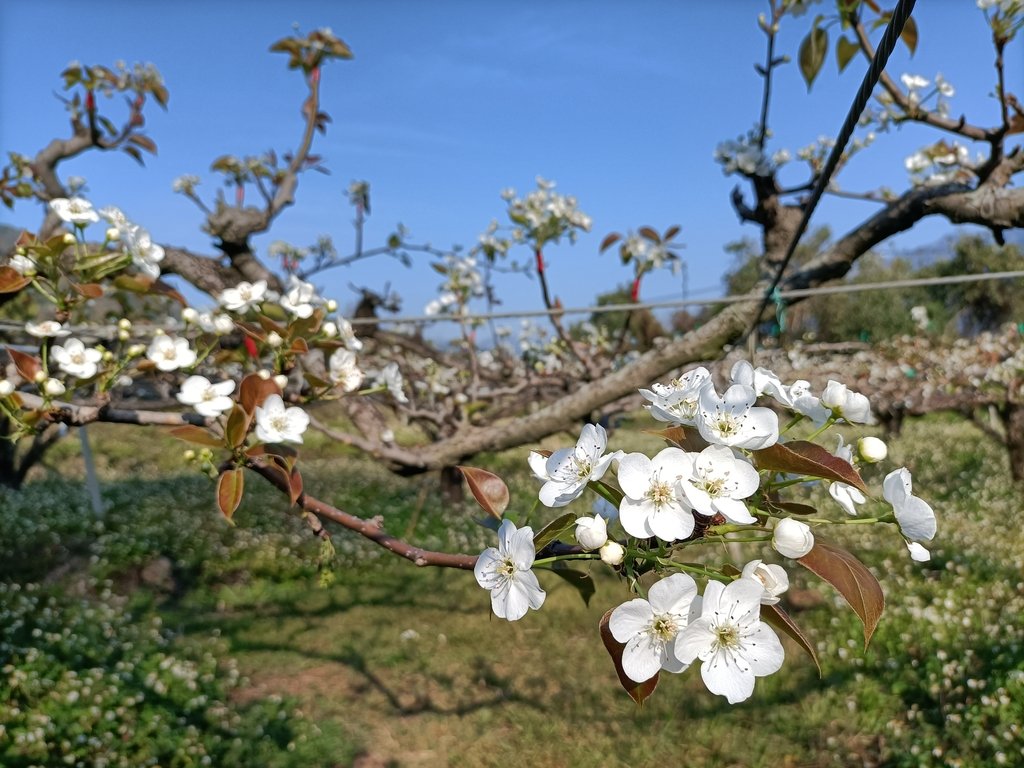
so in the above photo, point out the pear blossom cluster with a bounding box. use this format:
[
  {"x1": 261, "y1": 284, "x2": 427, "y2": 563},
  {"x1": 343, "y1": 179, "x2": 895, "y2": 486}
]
[
  {"x1": 423, "y1": 254, "x2": 485, "y2": 316},
  {"x1": 474, "y1": 361, "x2": 937, "y2": 705},
  {"x1": 903, "y1": 140, "x2": 977, "y2": 187},
  {"x1": 714, "y1": 131, "x2": 790, "y2": 177},
  {"x1": 501, "y1": 176, "x2": 592, "y2": 249}
]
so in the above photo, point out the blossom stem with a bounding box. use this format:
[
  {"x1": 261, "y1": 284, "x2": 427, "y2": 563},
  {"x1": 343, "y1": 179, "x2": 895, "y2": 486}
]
[
  {"x1": 533, "y1": 553, "x2": 600, "y2": 567},
  {"x1": 804, "y1": 416, "x2": 837, "y2": 442}
]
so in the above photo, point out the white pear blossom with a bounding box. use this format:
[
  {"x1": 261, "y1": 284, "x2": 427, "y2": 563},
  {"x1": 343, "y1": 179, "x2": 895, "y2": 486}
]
[
  {"x1": 8, "y1": 253, "x2": 35, "y2": 275},
  {"x1": 609, "y1": 573, "x2": 700, "y2": 683},
  {"x1": 772, "y1": 517, "x2": 815, "y2": 559},
  {"x1": 176, "y1": 376, "x2": 235, "y2": 417},
  {"x1": 676, "y1": 578, "x2": 784, "y2": 704},
  {"x1": 49, "y1": 197, "x2": 100, "y2": 226},
  {"x1": 617, "y1": 447, "x2": 696, "y2": 541},
  {"x1": 279, "y1": 276, "x2": 321, "y2": 318},
  {"x1": 906, "y1": 541, "x2": 931, "y2": 562},
  {"x1": 121, "y1": 224, "x2": 165, "y2": 278},
  {"x1": 254, "y1": 394, "x2": 309, "y2": 444},
  {"x1": 219, "y1": 280, "x2": 268, "y2": 312},
  {"x1": 574, "y1": 514, "x2": 608, "y2": 551},
  {"x1": 529, "y1": 424, "x2": 619, "y2": 508},
  {"x1": 599, "y1": 540, "x2": 625, "y2": 566},
  {"x1": 785, "y1": 380, "x2": 831, "y2": 425},
  {"x1": 328, "y1": 349, "x2": 364, "y2": 393},
  {"x1": 883, "y1": 468, "x2": 936, "y2": 546},
  {"x1": 729, "y1": 361, "x2": 789, "y2": 403},
  {"x1": 740, "y1": 560, "x2": 790, "y2": 605},
  {"x1": 639, "y1": 367, "x2": 711, "y2": 426},
  {"x1": 50, "y1": 338, "x2": 102, "y2": 379},
  {"x1": 146, "y1": 336, "x2": 196, "y2": 372},
  {"x1": 821, "y1": 380, "x2": 872, "y2": 424},
  {"x1": 696, "y1": 383, "x2": 779, "y2": 450},
  {"x1": 377, "y1": 362, "x2": 408, "y2": 404},
  {"x1": 25, "y1": 320, "x2": 70, "y2": 338},
  {"x1": 678, "y1": 444, "x2": 760, "y2": 524},
  {"x1": 828, "y1": 436, "x2": 867, "y2": 516},
  {"x1": 474, "y1": 519, "x2": 546, "y2": 621}
]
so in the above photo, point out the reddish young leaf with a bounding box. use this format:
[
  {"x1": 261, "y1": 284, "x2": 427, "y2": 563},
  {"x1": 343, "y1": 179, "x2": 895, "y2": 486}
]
[
  {"x1": 599, "y1": 609, "x2": 659, "y2": 706},
  {"x1": 169, "y1": 425, "x2": 223, "y2": 447},
  {"x1": 457, "y1": 465, "x2": 510, "y2": 519},
  {"x1": 0, "y1": 266, "x2": 31, "y2": 294},
  {"x1": 71, "y1": 282, "x2": 104, "y2": 299},
  {"x1": 599, "y1": 232, "x2": 622, "y2": 252},
  {"x1": 799, "y1": 538, "x2": 884, "y2": 648},
  {"x1": 754, "y1": 440, "x2": 868, "y2": 494},
  {"x1": 644, "y1": 425, "x2": 710, "y2": 453},
  {"x1": 225, "y1": 404, "x2": 252, "y2": 448},
  {"x1": 288, "y1": 467, "x2": 304, "y2": 506},
  {"x1": 764, "y1": 498, "x2": 818, "y2": 516},
  {"x1": 216, "y1": 468, "x2": 245, "y2": 520},
  {"x1": 762, "y1": 603, "x2": 822, "y2": 676},
  {"x1": 532, "y1": 512, "x2": 576, "y2": 551},
  {"x1": 7, "y1": 348, "x2": 41, "y2": 381},
  {"x1": 238, "y1": 373, "x2": 280, "y2": 414},
  {"x1": 637, "y1": 226, "x2": 660, "y2": 242},
  {"x1": 663, "y1": 225, "x2": 681, "y2": 241}
]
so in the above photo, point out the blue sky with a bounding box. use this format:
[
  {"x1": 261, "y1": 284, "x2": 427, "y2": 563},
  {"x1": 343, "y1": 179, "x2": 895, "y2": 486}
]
[{"x1": 1, "y1": 1, "x2": 1019, "y2": 326}]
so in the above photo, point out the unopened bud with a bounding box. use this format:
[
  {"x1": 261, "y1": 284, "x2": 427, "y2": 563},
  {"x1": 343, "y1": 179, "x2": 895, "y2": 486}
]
[
  {"x1": 599, "y1": 540, "x2": 625, "y2": 566},
  {"x1": 183, "y1": 449, "x2": 196, "y2": 461},
  {"x1": 273, "y1": 374, "x2": 289, "y2": 390},
  {"x1": 181, "y1": 308, "x2": 199, "y2": 324},
  {"x1": 321, "y1": 321, "x2": 338, "y2": 338},
  {"x1": 0, "y1": 379, "x2": 14, "y2": 397},
  {"x1": 574, "y1": 515, "x2": 608, "y2": 551},
  {"x1": 33, "y1": 370, "x2": 47, "y2": 384},
  {"x1": 266, "y1": 331, "x2": 283, "y2": 348},
  {"x1": 102, "y1": 350, "x2": 114, "y2": 362},
  {"x1": 62, "y1": 233, "x2": 76, "y2": 245},
  {"x1": 118, "y1": 329, "x2": 130, "y2": 341},
  {"x1": 106, "y1": 227, "x2": 120, "y2": 242},
  {"x1": 127, "y1": 344, "x2": 146, "y2": 357},
  {"x1": 43, "y1": 378, "x2": 66, "y2": 396},
  {"x1": 772, "y1": 518, "x2": 815, "y2": 559},
  {"x1": 257, "y1": 369, "x2": 271, "y2": 380},
  {"x1": 118, "y1": 318, "x2": 132, "y2": 330},
  {"x1": 325, "y1": 299, "x2": 338, "y2": 312},
  {"x1": 857, "y1": 436, "x2": 888, "y2": 463}
]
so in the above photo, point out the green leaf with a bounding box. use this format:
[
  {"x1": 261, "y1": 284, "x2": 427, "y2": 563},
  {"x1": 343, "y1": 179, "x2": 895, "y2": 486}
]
[
  {"x1": 216, "y1": 468, "x2": 245, "y2": 520},
  {"x1": 533, "y1": 512, "x2": 577, "y2": 551},
  {"x1": 225, "y1": 404, "x2": 252, "y2": 448},
  {"x1": 799, "y1": 537, "x2": 884, "y2": 648},
  {"x1": 169, "y1": 425, "x2": 223, "y2": 447},
  {"x1": 798, "y1": 26, "x2": 829, "y2": 90},
  {"x1": 546, "y1": 564, "x2": 596, "y2": 607},
  {"x1": 599, "y1": 609, "x2": 659, "y2": 706},
  {"x1": 458, "y1": 465, "x2": 510, "y2": 519},
  {"x1": 754, "y1": 440, "x2": 868, "y2": 494},
  {"x1": 836, "y1": 35, "x2": 860, "y2": 73}
]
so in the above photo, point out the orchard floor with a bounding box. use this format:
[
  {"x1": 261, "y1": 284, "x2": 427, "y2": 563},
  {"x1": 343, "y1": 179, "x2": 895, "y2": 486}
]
[{"x1": 2, "y1": 412, "x2": 1022, "y2": 768}]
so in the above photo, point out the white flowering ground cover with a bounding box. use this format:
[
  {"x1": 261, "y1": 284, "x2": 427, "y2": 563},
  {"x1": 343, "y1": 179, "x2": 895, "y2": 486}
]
[{"x1": 2, "y1": 413, "x2": 1022, "y2": 767}]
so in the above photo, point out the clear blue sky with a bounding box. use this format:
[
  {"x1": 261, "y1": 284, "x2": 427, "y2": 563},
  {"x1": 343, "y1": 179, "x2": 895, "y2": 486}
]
[{"x1": 1, "y1": 1, "x2": 1019, "y2": 325}]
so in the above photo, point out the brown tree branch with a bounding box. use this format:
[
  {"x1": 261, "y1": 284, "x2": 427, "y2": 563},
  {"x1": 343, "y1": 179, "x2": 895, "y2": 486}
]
[{"x1": 246, "y1": 458, "x2": 479, "y2": 569}]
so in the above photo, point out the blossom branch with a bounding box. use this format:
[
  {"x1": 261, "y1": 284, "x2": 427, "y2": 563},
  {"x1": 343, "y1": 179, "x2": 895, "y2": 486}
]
[{"x1": 245, "y1": 458, "x2": 479, "y2": 570}]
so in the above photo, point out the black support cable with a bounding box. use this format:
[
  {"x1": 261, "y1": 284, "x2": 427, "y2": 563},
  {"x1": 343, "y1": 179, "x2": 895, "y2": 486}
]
[{"x1": 745, "y1": 0, "x2": 918, "y2": 341}]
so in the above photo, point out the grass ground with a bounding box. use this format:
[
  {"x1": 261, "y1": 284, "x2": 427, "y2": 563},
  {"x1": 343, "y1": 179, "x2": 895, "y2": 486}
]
[{"x1": 2, "y1": 411, "x2": 1022, "y2": 767}]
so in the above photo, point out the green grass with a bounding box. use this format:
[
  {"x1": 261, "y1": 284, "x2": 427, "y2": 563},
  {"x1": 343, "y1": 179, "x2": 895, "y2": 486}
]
[{"x1": 3, "y1": 413, "x2": 1023, "y2": 767}]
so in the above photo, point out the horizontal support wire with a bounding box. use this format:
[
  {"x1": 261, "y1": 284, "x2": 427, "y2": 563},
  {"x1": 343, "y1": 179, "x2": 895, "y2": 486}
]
[{"x1": 2, "y1": 269, "x2": 1022, "y2": 337}]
